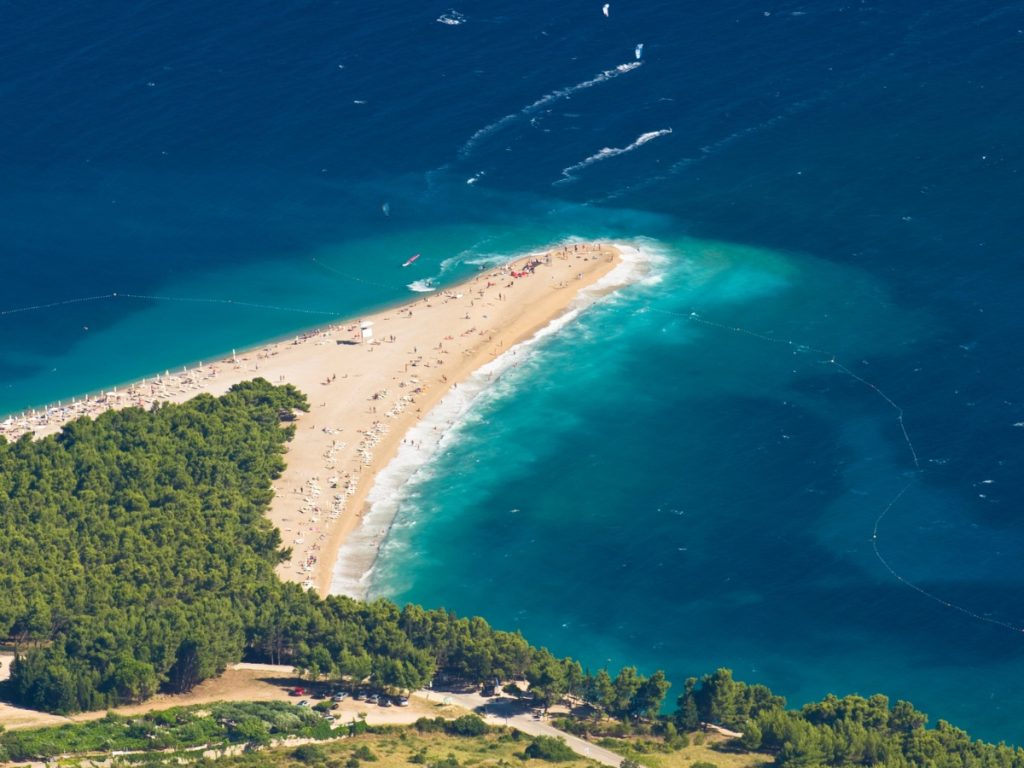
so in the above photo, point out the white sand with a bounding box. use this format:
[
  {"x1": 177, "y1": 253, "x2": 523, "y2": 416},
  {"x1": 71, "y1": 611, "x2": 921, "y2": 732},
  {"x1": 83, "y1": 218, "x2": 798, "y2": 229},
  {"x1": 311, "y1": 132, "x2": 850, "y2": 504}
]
[{"x1": 2, "y1": 243, "x2": 625, "y2": 595}]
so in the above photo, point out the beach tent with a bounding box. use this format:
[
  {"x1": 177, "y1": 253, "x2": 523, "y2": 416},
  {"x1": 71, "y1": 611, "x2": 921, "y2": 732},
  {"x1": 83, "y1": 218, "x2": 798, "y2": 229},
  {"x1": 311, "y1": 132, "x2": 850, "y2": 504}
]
[{"x1": 360, "y1": 321, "x2": 374, "y2": 343}]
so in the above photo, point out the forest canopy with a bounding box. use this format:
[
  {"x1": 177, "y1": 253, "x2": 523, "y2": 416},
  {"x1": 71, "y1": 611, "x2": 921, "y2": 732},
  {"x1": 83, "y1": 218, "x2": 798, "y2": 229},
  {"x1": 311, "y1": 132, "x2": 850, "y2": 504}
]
[
  {"x1": 3, "y1": 379, "x2": 1023, "y2": 768},
  {"x1": 0, "y1": 380, "x2": 651, "y2": 717},
  {"x1": 0, "y1": 379, "x2": 308, "y2": 710}
]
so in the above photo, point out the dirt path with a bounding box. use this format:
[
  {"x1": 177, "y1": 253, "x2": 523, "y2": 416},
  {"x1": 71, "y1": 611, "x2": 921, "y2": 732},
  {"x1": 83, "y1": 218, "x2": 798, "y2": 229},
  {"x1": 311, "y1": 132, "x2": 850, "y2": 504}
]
[
  {"x1": 1, "y1": 660, "x2": 623, "y2": 768},
  {"x1": 421, "y1": 689, "x2": 626, "y2": 767},
  {"x1": 0, "y1": 661, "x2": 433, "y2": 731}
]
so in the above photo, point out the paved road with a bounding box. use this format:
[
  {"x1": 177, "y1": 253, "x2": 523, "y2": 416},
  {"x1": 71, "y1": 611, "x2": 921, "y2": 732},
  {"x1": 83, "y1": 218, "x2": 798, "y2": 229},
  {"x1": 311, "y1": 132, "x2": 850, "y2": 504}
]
[{"x1": 419, "y1": 690, "x2": 625, "y2": 768}]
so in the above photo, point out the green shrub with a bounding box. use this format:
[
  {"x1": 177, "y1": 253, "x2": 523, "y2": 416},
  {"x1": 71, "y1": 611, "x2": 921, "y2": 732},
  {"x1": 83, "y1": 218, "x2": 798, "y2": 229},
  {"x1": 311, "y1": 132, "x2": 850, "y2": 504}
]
[
  {"x1": 523, "y1": 736, "x2": 576, "y2": 762},
  {"x1": 292, "y1": 744, "x2": 328, "y2": 764},
  {"x1": 349, "y1": 720, "x2": 370, "y2": 736},
  {"x1": 414, "y1": 717, "x2": 447, "y2": 733},
  {"x1": 552, "y1": 718, "x2": 586, "y2": 736},
  {"x1": 229, "y1": 717, "x2": 271, "y2": 746},
  {"x1": 431, "y1": 753, "x2": 460, "y2": 768},
  {"x1": 445, "y1": 715, "x2": 488, "y2": 737},
  {"x1": 600, "y1": 722, "x2": 629, "y2": 738},
  {"x1": 354, "y1": 746, "x2": 378, "y2": 761}
]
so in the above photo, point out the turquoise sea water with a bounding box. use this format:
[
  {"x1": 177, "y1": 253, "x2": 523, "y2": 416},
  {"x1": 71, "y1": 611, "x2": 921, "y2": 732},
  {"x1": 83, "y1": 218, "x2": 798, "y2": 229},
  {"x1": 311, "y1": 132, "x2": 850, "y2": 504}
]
[
  {"x1": 368, "y1": 237, "x2": 1024, "y2": 738},
  {"x1": 4, "y1": 0, "x2": 1024, "y2": 743}
]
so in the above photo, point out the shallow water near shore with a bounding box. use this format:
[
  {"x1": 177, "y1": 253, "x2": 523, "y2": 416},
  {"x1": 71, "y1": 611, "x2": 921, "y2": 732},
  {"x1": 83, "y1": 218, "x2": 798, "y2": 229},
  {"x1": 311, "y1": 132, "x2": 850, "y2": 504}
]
[
  {"x1": 370, "y1": 236, "x2": 1024, "y2": 738},
  {"x1": 5, "y1": 0, "x2": 1024, "y2": 744}
]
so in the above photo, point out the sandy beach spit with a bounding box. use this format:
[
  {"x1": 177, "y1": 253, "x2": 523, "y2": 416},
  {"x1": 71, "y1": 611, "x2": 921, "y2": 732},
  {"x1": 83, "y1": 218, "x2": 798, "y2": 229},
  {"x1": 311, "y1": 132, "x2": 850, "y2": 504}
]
[{"x1": 1, "y1": 242, "x2": 629, "y2": 596}]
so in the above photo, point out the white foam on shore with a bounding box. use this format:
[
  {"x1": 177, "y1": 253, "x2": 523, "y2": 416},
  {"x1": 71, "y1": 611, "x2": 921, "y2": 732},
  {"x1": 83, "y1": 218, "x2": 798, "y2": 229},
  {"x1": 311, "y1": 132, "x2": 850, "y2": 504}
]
[{"x1": 329, "y1": 241, "x2": 666, "y2": 599}]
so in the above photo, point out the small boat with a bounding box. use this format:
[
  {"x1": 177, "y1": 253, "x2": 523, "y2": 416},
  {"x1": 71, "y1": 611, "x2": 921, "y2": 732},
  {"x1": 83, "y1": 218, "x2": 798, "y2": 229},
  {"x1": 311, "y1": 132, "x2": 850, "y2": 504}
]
[
  {"x1": 402, "y1": 253, "x2": 420, "y2": 268},
  {"x1": 635, "y1": 43, "x2": 644, "y2": 60}
]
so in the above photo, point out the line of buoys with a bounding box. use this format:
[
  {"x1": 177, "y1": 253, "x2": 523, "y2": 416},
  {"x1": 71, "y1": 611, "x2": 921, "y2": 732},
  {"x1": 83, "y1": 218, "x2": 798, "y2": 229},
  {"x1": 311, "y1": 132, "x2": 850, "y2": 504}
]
[
  {"x1": 871, "y1": 483, "x2": 1024, "y2": 632},
  {"x1": 0, "y1": 291, "x2": 341, "y2": 321},
  {"x1": 311, "y1": 258, "x2": 407, "y2": 292},
  {"x1": 0, "y1": 293, "x2": 117, "y2": 317},
  {"x1": 649, "y1": 306, "x2": 1023, "y2": 633},
  {"x1": 115, "y1": 292, "x2": 339, "y2": 317},
  {"x1": 681, "y1": 309, "x2": 920, "y2": 466}
]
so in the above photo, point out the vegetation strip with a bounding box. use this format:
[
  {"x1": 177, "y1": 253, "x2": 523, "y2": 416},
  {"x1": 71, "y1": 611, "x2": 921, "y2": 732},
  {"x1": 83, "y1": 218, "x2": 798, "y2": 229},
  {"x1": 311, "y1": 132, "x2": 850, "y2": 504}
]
[{"x1": 2, "y1": 382, "x2": 1022, "y2": 767}]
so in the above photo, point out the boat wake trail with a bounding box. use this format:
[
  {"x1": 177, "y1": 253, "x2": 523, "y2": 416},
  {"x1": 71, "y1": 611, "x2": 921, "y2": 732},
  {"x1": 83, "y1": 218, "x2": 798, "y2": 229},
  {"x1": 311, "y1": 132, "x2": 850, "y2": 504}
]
[
  {"x1": 457, "y1": 61, "x2": 643, "y2": 159},
  {"x1": 437, "y1": 9, "x2": 466, "y2": 25},
  {"x1": 556, "y1": 128, "x2": 672, "y2": 184},
  {"x1": 596, "y1": 104, "x2": 809, "y2": 203}
]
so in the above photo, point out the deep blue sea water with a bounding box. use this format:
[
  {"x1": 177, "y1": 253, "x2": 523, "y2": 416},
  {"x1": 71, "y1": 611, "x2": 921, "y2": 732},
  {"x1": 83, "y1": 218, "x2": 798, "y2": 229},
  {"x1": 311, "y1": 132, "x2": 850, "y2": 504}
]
[{"x1": 4, "y1": 0, "x2": 1024, "y2": 743}]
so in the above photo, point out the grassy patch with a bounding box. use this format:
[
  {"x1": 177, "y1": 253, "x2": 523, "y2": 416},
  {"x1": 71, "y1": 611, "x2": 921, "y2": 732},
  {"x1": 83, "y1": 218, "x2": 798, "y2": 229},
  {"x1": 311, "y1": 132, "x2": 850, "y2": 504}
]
[
  {"x1": 594, "y1": 734, "x2": 771, "y2": 768},
  {"x1": 218, "y1": 729, "x2": 600, "y2": 768}
]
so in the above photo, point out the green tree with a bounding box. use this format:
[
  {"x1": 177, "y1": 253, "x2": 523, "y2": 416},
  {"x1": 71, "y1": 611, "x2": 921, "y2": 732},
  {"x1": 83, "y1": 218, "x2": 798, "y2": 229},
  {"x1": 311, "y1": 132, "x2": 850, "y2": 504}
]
[
  {"x1": 587, "y1": 669, "x2": 615, "y2": 715},
  {"x1": 633, "y1": 670, "x2": 670, "y2": 719},
  {"x1": 610, "y1": 667, "x2": 643, "y2": 718},
  {"x1": 527, "y1": 651, "x2": 568, "y2": 710},
  {"x1": 677, "y1": 678, "x2": 701, "y2": 730},
  {"x1": 741, "y1": 720, "x2": 762, "y2": 750}
]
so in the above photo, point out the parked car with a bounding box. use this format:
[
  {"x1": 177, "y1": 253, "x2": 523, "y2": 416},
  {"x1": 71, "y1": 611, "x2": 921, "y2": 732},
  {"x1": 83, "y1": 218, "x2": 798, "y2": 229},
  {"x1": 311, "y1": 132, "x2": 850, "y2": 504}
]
[
  {"x1": 367, "y1": 693, "x2": 380, "y2": 705},
  {"x1": 380, "y1": 697, "x2": 393, "y2": 707},
  {"x1": 289, "y1": 687, "x2": 305, "y2": 697},
  {"x1": 297, "y1": 700, "x2": 310, "y2": 707},
  {"x1": 332, "y1": 692, "x2": 347, "y2": 702},
  {"x1": 396, "y1": 696, "x2": 410, "y2": 707}
]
